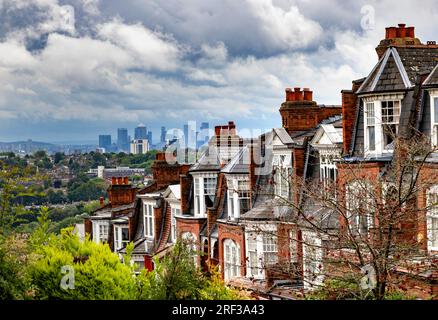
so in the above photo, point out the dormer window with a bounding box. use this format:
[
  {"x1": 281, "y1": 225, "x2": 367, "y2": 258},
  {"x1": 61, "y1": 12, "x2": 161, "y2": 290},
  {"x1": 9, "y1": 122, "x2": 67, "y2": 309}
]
[
  {"x1": 227, "y1": 177, "x2": 250, "y2": 220},
  {"x1": 193, "y1": 173, "x2": 217, "y2": 217},
  {"x1": 144, "y1": 202, "x2": 154, "y2": 239},
  {"x1": 381, "y1": 100, "x2": 400, "y2": 148},
  {"x1": 364, "y1": 98, "x2": 401, "y2": 156},
  {"x1": 431, "y1": 96, "x2": 438, "y2": 147},
  {"x1": 273, "y1": 153, "x2": 292, "y2": 199}
]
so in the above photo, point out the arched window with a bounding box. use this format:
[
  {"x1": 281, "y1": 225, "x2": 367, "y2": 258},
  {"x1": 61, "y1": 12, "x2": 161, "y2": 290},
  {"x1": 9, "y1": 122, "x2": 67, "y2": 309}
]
[
  {"x1": 223, "y1": 239, "x2": 240, "y2": 281},
  {"x1": 345, "y1": 180, "x2": 375, "y2": 235},
  {"x1": 427, "y1": 185, "x2": 438, "y2": 252}
]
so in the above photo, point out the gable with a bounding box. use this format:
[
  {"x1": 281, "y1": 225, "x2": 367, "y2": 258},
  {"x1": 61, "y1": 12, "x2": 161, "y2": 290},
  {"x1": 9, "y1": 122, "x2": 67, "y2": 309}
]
[
  {"x1": 357, "y1": 48, "x2": 412, "y2": 94},
  {"x1": 373, "y1": 54, "x2": 407, "y2": 91}
]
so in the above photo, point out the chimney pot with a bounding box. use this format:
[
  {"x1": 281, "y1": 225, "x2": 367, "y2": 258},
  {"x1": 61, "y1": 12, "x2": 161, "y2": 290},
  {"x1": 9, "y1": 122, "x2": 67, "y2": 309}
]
[
  {"x1": 111, "y1": 177, "x2": 117, "y2": 185},
  {"x1": 99, "y1": 196, "x2": 104, "y2": 207},
  {"x1": 124, "y1": 177, "x2": 129, "y2": 185},
  {"x1": 285, "y1": 88, "x2": 295, "y2": 101},
  {"x1": 117, "y1": 177, "x2": 123, "y2": 185},
  {"x1": 303, "y1": 88, "x2": 313, "y2": 101},
  {"x1": 215, "y1": 126, "x2": 221, "y2": 136},
  {"x1": 398, "y1": 23, "x2": 406, "y2": 28},
  {"x1": 294, "y1": 87, "x2": 303, "y2": 101}
]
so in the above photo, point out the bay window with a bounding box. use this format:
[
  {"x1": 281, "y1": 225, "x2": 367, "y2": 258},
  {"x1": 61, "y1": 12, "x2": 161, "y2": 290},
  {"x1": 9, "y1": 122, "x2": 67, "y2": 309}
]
[
  {"x1": 223, "y1": 239, "x2": 241, "y2": 281},
  {"x1": 92, "y1": 221, "x2": 109, "y2": 244},
  {"x1": 144, "y1": 202, "x2": 154, "y2": 239},
  {"x1": 363, "y1": 98, "x2": 401, "y2": 155},
  {"x1": 273, "y1": 154, "x2": 292, "y2": 199},
  {"x1": 365, "y1": 102, "x2": 376, "y2": 152},
  {"x1": 114, "y1": 226, "x2": 129, "y2": 250},
  {"x1": 227, "y1": 177, "x2": 251, "y2": 220},
  {"x1": 171, "y1": 206, "x2": 180, "y2": 243},
  {"x1": 427, "y1": 186, "x2": 438, "y2": 252},
  {"x1": 381, "y1": 100, "x2": 400, "y2": 149},
  {"x1": 193, "y1": 174, "x2": 217, "y2": 217},
  {"x1": 245, "y1": 226, "x2": 278, "y2": 279},
  {"x1": 431, "y1": 96, "x2": 438, "y2": 147},
  {"x1": 346, "y1": 181, "x2": 374, "y2": 235}
]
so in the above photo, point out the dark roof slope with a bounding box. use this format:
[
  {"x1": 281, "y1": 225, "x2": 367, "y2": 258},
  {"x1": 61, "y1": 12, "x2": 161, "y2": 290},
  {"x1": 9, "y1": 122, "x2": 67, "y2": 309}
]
[
  {"x1": 397, "y1": 47, "x2": 438, "y2": 83},
  {"x1": 424, "y1": 64, "x2": 438, "y2": 86}
]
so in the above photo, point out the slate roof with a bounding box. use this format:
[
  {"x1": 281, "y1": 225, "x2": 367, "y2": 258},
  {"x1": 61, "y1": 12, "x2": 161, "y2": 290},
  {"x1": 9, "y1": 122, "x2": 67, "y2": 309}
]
[
  {"x1": 349, "y1": 45, "x2": 438, "y2": 158},
  {"x1": 423, "y1": 63, "x2": 438, "y2": 86},
  {"x1": 189, "y1": 146, "x2": 221, "y2": 172},
  {"x1": 221, "y1": 145, "x2": 250, "y2": 174}
]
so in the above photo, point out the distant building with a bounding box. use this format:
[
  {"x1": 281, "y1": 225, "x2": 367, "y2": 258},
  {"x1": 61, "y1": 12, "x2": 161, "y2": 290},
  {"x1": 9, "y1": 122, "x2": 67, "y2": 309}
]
[
  {"x1": 117, "y1": 128, "x2": 129, "y2": 152},
  {"x1": 160, "y1": 126, "x2": 166, "y2": 143},
  {"x1": 134, "y1": 124, "x2": 147, "y2": 140},
  {"x1": 147, "y1": 131, "x2": 153, "y2": 146},
  {"x1": 130, "y1": 139, "x2": 149, "y2": 154},
  {"x1": 88, "y1": 165, "x2": 146, "y2": 179},
  {"x1": 98, "y1": 135, "x2": 111, "y2": 150}
]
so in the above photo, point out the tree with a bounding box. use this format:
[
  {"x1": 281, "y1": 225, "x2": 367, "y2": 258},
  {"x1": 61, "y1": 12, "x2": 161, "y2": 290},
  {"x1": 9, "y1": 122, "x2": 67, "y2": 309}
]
[
  {"x1": 137, "y1": 240, "x2": 247, "y2": 300},
  {"x1": 265, "y1": 134, "x2": 438, "y2": 299},
  {"x1": 0, "y1": 162, "x2": 42, "y2": 236},
  {"x1": 28, "y1": 228, "x2": 138, "y2": 300}
]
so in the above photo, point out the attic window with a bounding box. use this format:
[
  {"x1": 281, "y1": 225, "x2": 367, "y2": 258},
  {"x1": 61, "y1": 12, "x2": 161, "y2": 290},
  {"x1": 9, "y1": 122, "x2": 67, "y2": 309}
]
[
  {"x1": 432, "y1": 97, "x2": 438, "y2": 147},
  {"x1": 363, "y1": 99, "x2": 401, "y2": 156},
  {"x1": 381, "y1": 101, "x2": 400, "y2": 149}
]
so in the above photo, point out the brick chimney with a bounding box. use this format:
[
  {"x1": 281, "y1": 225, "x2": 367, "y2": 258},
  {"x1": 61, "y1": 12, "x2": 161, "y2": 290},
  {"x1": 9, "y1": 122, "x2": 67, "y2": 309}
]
[
  {"x1": 152, "y1": 152, "x2": 191, "y2": 189},
  {"x1": 280, "y1": 86, "x2": 341, "y2": 133},
  {"x1": 107, "y1": 176, "x2": 137, "y2": 207},
  {"x1": 341, "y1": 79, "x2": 364, "y2": 155},
  {"x1": 376, "y1": 23, "x2": 422, "y2": 59}
]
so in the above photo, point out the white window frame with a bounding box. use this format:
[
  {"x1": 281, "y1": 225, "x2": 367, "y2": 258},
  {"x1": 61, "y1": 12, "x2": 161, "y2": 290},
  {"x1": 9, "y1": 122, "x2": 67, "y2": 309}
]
[
  {"x1": 363, "y1": 97, "x2": 402, "y2": 157},
  {"x1": 302, "y1": 231, "x2": 324, "y2": 290},
  {"x1": 114, "y1": 225, "x2": 129, "y2": 251},
  {"x1": 192, "y1": 173, "x2": 217, "y2": 217},
  {"x1": 430, "y1": 93, "x2": 438, "y2": 148},
  {"x1": 223, "y1": 239, "x2": 241, "y2": 281},
  {"x1": 227, "y1": 176, "x2": 250, "y2": 220},
  {"x1": 345, "y1": 180, "x2": 375, "y2": 235},
  {"x1": 245, "y1": 225, "x2": 277, "y2": 279},
  {"x1": 170, "y1": 205, "x2": 181, "y2": 243},
  {"x1": 426, "y1": 185, "x2": 438, "y2": 252},
  {"x1": 143, "y1": 201, "x2": 155, "y2": 239},
  {"x1": 92, "y1": 221, "x2": 109, "y2": 244},
  {"x1": 272, "y1": 153, "x2": 292, "y2": 199}
]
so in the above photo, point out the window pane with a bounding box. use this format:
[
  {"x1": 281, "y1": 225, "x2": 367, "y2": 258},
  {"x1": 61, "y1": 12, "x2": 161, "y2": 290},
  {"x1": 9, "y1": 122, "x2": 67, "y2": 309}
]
[
  {"x1": 368, "y1": 126, "x2": 375, "y2": 151},
  {"x1": 434, "y1": 98, "x2": 438, "y2": 124}
]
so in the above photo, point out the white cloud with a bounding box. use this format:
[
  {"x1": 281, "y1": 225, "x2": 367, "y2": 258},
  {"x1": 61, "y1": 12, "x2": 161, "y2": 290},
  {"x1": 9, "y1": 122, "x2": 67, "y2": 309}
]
[
  {"x1": 246, "y1": 0, "x2": 323, "y2": 49},
  {"x1": 97, "y1": 20, "x2": 182, "y2": 71}
]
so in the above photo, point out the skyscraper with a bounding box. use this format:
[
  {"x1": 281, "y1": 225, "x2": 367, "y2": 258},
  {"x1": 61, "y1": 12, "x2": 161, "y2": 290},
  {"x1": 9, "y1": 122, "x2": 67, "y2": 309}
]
[
  {"x1": 147, "y1": 131, "x2": 153, "y2": 145},
  {"x1": 98, "y1": 135, "x2": 111, "y2": 150},
  {"x1": 117, "y1": 128, "x2": 129, "y2": 152},
  {"x1": 160, "y1": 126, "x2": 166, "y2": 143},
  {"x1": 134, "y1": 124, "x2": 147, "y2": 139},
  {"x1": 200, "y1": 122, "x2": 210, "y2": 144}
]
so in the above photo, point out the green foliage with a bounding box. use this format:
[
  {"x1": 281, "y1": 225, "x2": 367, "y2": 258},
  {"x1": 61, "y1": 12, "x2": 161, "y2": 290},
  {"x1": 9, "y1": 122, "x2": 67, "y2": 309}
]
[
  {"x1": 28, "y1": 228, "x2": 138, "y2": 300},
  {"x1": 0, "y1": 161, "x2": 42, "y2": 235},
  {"x1": 0, "y1": 236, "x2": 30, "y2": 300},
  {"x1": 137, "y1": 241, "x2": 247, "y2": 300},
  {"x1": 67, "y1": 178, "x2": 107, "y2": 202}
]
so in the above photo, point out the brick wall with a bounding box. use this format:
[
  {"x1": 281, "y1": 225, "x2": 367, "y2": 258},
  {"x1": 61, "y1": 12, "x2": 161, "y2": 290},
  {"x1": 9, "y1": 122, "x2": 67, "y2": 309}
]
[{"x1": 218, "y1": 223, "x2": 246, "y2": 278}]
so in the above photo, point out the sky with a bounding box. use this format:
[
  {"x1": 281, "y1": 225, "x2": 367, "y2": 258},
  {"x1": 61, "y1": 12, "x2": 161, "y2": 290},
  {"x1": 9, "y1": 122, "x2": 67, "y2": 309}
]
[{"x1": 0, "y1": 0, "x2": 437, "y2": 143}]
